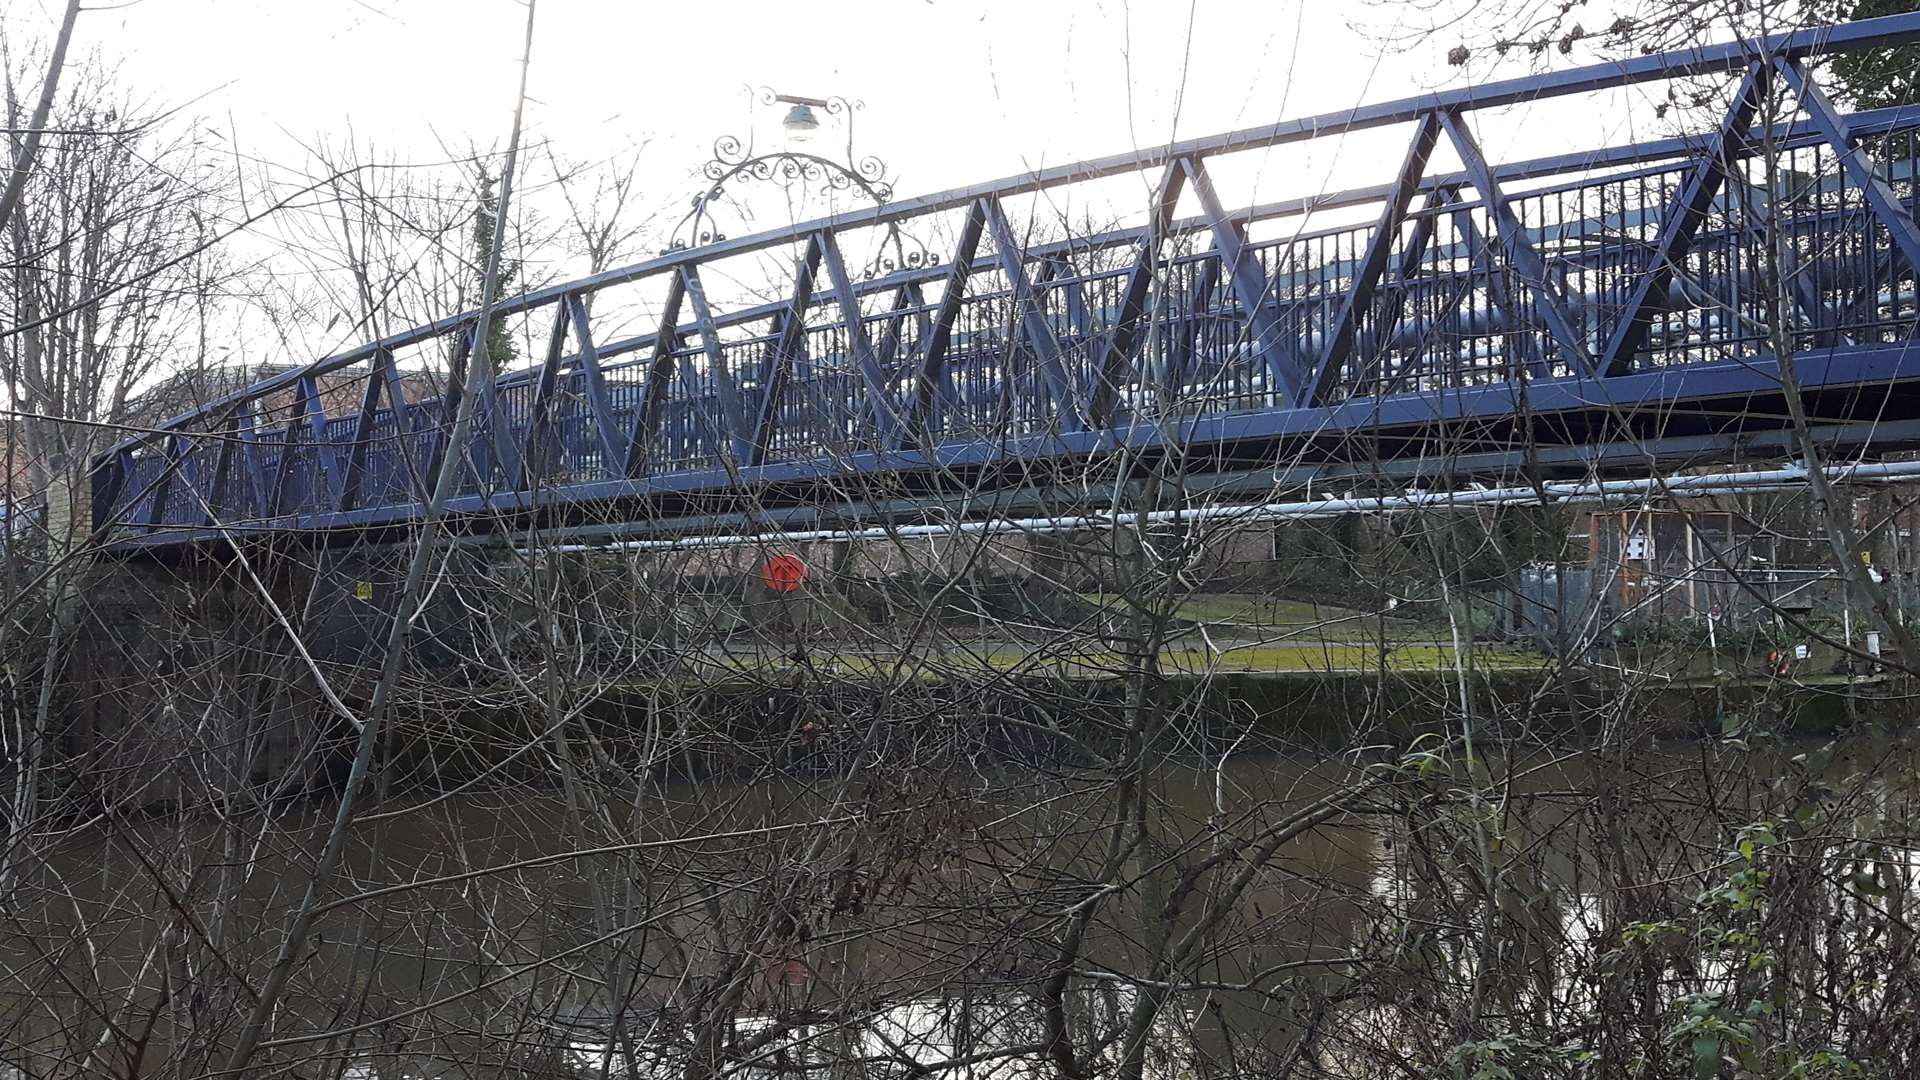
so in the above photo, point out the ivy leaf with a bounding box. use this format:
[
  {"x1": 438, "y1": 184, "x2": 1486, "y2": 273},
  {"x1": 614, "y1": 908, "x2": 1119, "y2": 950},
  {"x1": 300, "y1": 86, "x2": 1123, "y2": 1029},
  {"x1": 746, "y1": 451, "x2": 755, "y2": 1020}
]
[{"x1": 1691, "y1": 1035, "x2": 1721, "y2": 1079}]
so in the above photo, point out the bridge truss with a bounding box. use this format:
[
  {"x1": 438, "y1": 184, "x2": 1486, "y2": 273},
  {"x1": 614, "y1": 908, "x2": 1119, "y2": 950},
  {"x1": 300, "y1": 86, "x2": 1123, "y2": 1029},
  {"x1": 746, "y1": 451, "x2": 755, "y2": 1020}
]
[{"x1": 94, "y1": 13, "x2": 1920, "y2": 553}]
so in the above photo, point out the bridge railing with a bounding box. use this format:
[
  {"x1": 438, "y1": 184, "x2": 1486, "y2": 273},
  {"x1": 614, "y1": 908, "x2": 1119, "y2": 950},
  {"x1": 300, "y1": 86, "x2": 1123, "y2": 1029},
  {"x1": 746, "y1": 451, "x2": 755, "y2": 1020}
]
[{"x1": 93, "y1": 13, "x2": 1920, "y2": 543}]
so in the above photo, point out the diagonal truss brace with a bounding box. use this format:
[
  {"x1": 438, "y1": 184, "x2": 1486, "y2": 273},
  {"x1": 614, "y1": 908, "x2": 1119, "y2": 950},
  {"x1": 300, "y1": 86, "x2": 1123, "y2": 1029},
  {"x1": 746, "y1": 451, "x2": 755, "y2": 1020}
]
[
  {"x1": 1163, "y1": 240, "x2": 1228, "y2": 404},
  {"x1": 1304, "y1": 113, "x2": 1441, "y2": 405},
  {"x1": 297, "y1": 375, "x2": 346, "y2": 510},
  {"x1": 1094, "y1": 162, "x2": 1186, "y2": 427},
  {"x1": 1180, "y1": 157, "x2": 1303, "y2": 404},
  {"x1": 375, "y1": 350, "x2": 423, "y2": 499},
  {"x1": 1440, "y1": 110, "x2": 1597, "y2": 377},
  {"x1": 899, "y1": 200, "x2": 987, "y2": 449},
  {"x1": 626, "y1": 272, "x2": 688, "y2": 477},
  {"x1": 565, "y1": 295, "x2": 627, "y2": 476},
  {"x1": 144, "y1": 434, "x2": 196, "y2": 532},
  {"x1": 876, "y1": 280, "x2": 928, "y2": 367},
  {"x1": 679, "y1": 264, "x2": 755, "y2": 465},
  {"x1": 1731, "y1": 180, "x2": 1845, "y2": 342},
  {"x1": 1358, "y1": 186, "x2": 1455, "y2": 394},
  {"x1": 235, "y1": 405, "x2": 269, "y2": 516},
  {"x1": 518, "y1": 305, "x2": 574, "y2": 487},
  {"x1": 341, "y1": 349, "x2": 400, "y2": 509},
  {"x1": 1448, "y1": 190, "x2": 1548, "y2": 379},
  {"x1": 750, "y1": 235, "x2": 822, "y2": 467},
  {"x1": 981, "y1": 196, "x2": 1080, "y2": 432},
  {"x1": 819, "y1": 229, "x2": 907, "y2": 447},
  {"x1": 471, "y1": 362, "x2": 523, "y2": 492},
  {"x1": 1600, "y1": 64, "x2": 1771, "y2": 376},
  {"x1": 424, "y1": 327, "x2": 475, "y2": 491},
  {"x1": 1777, "y1": 56, "x2": 1920, "y2": 279},
  {"x1": 206, "y1": 420, "x2": 236, "y2": 526}
]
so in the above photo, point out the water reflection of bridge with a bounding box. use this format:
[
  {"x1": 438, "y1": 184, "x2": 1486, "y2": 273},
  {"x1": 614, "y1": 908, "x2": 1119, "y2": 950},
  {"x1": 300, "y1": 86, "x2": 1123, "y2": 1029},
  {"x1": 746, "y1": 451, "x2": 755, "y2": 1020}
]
[
  {"x1": 97, "y1": 14, "x2": 1920, "y2": 555},
  {"x1": 42, "y1": 750, "x2": 1788, "y2": 1077}
]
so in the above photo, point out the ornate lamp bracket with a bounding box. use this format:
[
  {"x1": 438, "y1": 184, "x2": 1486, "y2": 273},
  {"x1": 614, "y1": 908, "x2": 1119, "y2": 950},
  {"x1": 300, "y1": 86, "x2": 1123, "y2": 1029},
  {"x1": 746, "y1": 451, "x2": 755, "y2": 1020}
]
[{"x1": 665, "y1": 89, "x2": 933, "y2": 276}]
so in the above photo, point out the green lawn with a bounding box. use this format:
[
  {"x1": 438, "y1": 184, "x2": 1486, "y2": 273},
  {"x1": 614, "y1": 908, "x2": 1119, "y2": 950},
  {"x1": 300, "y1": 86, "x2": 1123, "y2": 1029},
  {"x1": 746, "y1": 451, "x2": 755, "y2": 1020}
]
[
  {"x1": 1077, "y1": 591, "x2": 1415, "y2": 632},
  {"x1": 763, "y1": 588, "x2": 1410, "y2": 638},
  {"x1": 683, "y1": 638, "x2": 1538, "y2": 681}
]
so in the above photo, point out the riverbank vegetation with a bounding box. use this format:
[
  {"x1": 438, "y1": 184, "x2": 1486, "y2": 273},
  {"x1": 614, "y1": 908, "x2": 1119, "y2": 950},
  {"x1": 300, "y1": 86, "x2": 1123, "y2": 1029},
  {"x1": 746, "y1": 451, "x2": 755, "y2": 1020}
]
[{"x1": 4, "y1": 2, "x2": 1920, "y2": 1078}]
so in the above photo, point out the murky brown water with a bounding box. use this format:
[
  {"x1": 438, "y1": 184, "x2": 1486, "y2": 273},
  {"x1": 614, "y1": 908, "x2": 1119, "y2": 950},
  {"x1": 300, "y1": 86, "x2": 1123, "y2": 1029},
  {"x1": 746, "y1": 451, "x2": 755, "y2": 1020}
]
[{"x1": 4, "y1": 734, "x2": 1915, "y2": 1078}]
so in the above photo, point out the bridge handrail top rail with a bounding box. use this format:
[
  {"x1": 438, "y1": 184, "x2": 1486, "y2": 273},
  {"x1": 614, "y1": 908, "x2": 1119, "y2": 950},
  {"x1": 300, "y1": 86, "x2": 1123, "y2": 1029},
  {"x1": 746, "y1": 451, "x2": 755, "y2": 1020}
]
[
  {"x1": 103, "y1": 10, "x2": 1920, "y2": 459},
  {"x1": 545, "y1": 100, "x2": 1920, "y2": 379}
]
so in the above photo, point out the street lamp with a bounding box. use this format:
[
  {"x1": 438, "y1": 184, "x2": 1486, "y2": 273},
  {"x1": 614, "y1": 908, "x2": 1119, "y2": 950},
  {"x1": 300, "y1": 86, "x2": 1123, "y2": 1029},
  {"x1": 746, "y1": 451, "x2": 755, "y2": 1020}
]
[
  {"x1": 663, "y1": 87, "x2": 932, "y2": 275},
  {"x1": 779, "y1": 95, "x2": 823, "y2": 138}
]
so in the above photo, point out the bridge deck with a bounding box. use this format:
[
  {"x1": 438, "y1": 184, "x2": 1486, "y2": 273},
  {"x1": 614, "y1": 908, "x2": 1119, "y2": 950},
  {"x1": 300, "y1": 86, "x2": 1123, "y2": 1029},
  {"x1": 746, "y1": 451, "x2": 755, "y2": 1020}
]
[{"x1": 94, "y1": 13, "x2": 1920, "y2": 552}]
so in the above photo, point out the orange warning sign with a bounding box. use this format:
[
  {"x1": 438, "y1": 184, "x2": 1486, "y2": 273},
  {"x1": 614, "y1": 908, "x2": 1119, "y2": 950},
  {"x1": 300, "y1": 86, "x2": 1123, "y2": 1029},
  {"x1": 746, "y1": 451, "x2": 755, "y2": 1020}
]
[{"x1": 761, "y1": 553, "x2": 808, "y2": 594}]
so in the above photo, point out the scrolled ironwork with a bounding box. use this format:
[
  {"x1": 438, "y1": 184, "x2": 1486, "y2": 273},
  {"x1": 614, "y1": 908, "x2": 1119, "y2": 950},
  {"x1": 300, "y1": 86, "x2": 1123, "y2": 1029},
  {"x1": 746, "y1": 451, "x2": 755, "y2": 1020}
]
[
  {"x1": 664, "y1": 88, "x2": 922, "y2": 270},
  {"x1": 865, "y1": 221, "x2": 936, "y2": 277}
]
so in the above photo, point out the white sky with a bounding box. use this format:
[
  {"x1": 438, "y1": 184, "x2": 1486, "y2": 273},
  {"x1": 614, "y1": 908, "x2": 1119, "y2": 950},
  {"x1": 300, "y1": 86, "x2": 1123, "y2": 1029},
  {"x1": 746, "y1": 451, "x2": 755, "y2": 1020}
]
[
  {"x1": 88, "y1": 0, "x2": 1425, "y2": 194},
  {"x1": 28, "y1": 0, "x2": 1663, "y2": 234},
  {"x1": 5, "y1": 0, "x2": 1710, "y2": 372}
]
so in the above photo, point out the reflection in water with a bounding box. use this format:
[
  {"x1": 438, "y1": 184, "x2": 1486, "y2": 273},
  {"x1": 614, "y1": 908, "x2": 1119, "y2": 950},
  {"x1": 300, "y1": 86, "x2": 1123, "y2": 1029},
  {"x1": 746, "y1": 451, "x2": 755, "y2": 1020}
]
[
  {"x1": 560, "y1": 988, "x2": 1173, "y2": 1080},
  {"x1": 5, "y1": 737, "x2": 1917, "y2": 1078}
]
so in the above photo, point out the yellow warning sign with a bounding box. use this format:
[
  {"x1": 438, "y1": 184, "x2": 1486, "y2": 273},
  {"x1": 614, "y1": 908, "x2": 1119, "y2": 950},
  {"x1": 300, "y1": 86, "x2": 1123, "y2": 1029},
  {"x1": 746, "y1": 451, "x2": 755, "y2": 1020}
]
[{"x1": 355, "y1": 581, "x2": 374, "y2": 602}]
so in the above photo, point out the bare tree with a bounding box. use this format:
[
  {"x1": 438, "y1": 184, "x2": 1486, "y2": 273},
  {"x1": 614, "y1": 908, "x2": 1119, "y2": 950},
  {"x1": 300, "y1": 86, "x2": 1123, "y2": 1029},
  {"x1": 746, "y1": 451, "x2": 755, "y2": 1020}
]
[{"x1": 0, "y1": 0, "x2": 82, "y2": 237}]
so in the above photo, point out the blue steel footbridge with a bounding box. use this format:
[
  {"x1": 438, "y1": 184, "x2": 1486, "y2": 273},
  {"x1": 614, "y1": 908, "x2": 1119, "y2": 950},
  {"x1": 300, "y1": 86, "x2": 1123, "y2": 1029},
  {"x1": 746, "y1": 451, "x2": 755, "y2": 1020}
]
[{"x1": 94, "y1": 13, "x2": 1920, "y2": 554}]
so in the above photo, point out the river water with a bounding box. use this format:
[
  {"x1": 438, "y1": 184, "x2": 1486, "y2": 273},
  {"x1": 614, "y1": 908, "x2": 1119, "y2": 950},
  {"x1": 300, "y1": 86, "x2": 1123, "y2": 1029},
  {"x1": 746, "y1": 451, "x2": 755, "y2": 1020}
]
[{"x1": 7, "y1": 732, "x2": 1916, "y2": 1078}]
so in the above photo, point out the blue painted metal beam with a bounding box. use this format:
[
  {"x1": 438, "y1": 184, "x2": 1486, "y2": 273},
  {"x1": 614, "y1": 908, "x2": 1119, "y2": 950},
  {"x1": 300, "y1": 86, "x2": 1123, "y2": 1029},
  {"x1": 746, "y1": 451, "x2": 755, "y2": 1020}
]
[
  {"x1": 900, "y1": 199, "x2": 986, "y2": 449},
  {"x1": 1168, "y1": 240, "x2": 1226, "y2": 402},
  {"x1": 295, "y1": 374, "x2": 346, "y2": 511},
  {"x1": 1450, "y1": 190, "x2": 1548, "y2": 376},
  {"x1": 1599, "y1": 65, "x2": 1769, "y2": 377},
  {"x1": 519, "y1": 304, "x2": 574, "y2": 487},
  {"x1": 1305, "y1": 114, "x2": 1441, "y2": 405},
  {"x1": 1036, "y1": 254, "x2": 1095, "y2": 415},
  {"x1": 565, "y1": 294, "x2": 627, "y2": 477},
  {"x1": 374, "y1": 349, "x2": 423, "y2": 501},
  {"x1": 426, "y1": 327, "x2": 476, "y2": 490},
  {"x1": 751, "y1": 235, "x2": 822, "y2": 466},
  {"x1": 472, "y1": 366, "x2": 523, "y2": 495},
  {"x1": 1776, "y1": 56, "x2": 1920, "y2": 277},
  {"x1": 678, "y1": 264, "x2": 754, "y2": 465},
  {"x1": 235, "y1": 405, "x2": 268, "y2": 518},
  {"x1": 1358, "y1": 185, "x2": 1453, "y2": 392},
  {"x1": 818, "y1": 228, "x2": 906, "y2": 446},
  {"x1": 874, "y1": 281, "x2": 923, "y2": 383},
  {"x1": 341, "y1": 350, "x2": 396, "y2": 509},
  {"x1": 267, "y1": 420, "x2": 297, "y2": 519},
  {"x1": 176, "y1": 436, "x2": 205, "y2": 527},
  {"x1": 103, "y1": 340, "x2": 1920, "y2": 552},
  {"x1": 1093, "y1": 164, "x2": 1185, "y2": 428},
  {"x1": 142, "y1": 435, "x2": 181, "y2": 532},
  {"x1": 1181, "y1": 157, "x2": 1301, "y2": 404},
  {"x1": 981, "y1": 195, "x2": 1079, "y2": 431},
  {"x1": 94, "y1": 446, "x2": 135, "y2": 527},
  {"x1": 1439, "y1": 110, "x2": 1595, "y2": 377},
  {"x1": 206, "y1": 417, "x2": 237, "y2": 526},
  {"x1": 627, "y1": 272, "x2": 687, "y2": 477}
]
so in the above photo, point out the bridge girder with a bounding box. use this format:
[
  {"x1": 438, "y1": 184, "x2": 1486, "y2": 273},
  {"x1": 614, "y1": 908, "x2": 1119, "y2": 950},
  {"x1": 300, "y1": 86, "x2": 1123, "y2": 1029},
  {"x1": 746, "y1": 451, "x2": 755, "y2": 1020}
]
[{"x1": 95, "y1": 11, "x2": 1920, "y2": 555}]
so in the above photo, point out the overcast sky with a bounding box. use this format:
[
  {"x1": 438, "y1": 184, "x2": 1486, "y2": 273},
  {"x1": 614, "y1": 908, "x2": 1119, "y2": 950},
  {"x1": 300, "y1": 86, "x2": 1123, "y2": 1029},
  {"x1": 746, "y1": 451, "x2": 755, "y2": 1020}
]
[
  {"x1": 82, "y1": 1, "x2": 1427, "y2": 193},
  {"x1": 3, "y1": 0, "x2": 1696, "y2": 247},
  {"x1": 2, "y1": 0, "x2": 1697, "y2": 368},
  {"x1": 13, "y1": 0, "x2": 1670, "y2": 227}
]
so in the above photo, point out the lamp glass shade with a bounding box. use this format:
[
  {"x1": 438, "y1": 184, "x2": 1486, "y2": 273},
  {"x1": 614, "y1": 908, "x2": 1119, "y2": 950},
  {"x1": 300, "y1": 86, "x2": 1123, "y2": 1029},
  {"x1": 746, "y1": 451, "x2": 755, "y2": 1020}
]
[{"x1": 782, "y1": 103, "x2": 820, "y2": 136}]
